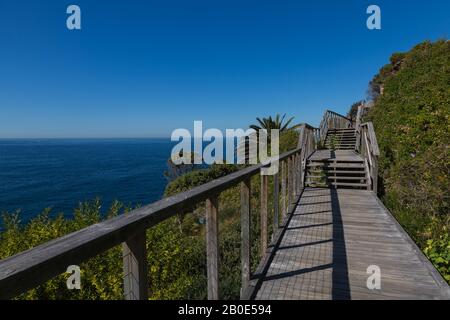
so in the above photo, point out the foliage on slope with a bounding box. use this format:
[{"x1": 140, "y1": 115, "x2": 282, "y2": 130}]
[
  {"x1": 365, "y1": 40, "x2": 450, "y2": 282},
  {"x1": 0, "y1": 129, "x2": 299, "y2": 299}
]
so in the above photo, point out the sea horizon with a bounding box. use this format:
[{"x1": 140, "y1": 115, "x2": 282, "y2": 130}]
[{"x1": 0, "y1": 138, "x2": 178, "y2": 225}]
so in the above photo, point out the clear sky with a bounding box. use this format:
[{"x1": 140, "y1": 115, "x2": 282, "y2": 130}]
[{"x1": 0, "y1": 0, "x2": 448, "y2": 138}]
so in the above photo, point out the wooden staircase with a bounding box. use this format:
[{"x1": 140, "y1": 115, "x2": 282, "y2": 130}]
[
  {"x1": 304, "y1": 109, "x2": 373, "y2": 190},
  {"x1": 305, "y1": 150, "x2": 368, "y2": 189},
  {"x1": 324, "y1": 128, "x2": 356, "y2": 150}
]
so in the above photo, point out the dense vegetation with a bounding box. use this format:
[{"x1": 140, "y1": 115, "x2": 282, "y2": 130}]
[
  {"x1": 363, "y1": 40, "x2": 449, "y2": 282},
  {"x1": 0, "y1": 129, "x2": 299, "y2": 299},
  {"x1": 1, "y1": 40, "x2": 448, "y2": 300}
]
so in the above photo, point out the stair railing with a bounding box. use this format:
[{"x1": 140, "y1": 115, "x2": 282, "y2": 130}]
[
  {"x1": 360, "y1": 122, "x2": 380, "y2": 192},
  {"x1": 0, "y1": 146, "x2": 304, "y2": 300},
  {"x1": 297, "y1": 124, "x2": 319, "y2": 188},
  {"x1": 318, "y1": 110, "x2": 354, "y2": 144},
  {"x1": 354, "y1": 103, "x2": 370, "y2": 152}
]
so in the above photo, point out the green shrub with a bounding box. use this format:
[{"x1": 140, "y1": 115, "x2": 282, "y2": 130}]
[{"x1": 365, "y1": 39, "x2": 450, "y2": 283}]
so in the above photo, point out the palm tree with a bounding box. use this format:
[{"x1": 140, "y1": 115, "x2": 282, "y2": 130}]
[
  {"x1": 250, "y1": 113, "x2": 300, "y2": 135},
  {"x1": 238, "y1": 114, "x2": 299, "y2": 163}
]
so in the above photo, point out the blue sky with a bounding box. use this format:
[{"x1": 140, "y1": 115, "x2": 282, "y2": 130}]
[{"x1": 0, "y1": 0, "x2": 448, "y2": 138}]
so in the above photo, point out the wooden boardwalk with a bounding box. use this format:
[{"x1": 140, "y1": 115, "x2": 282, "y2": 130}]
[
  {"x1": 253, "y1": 188, "x2": 450, "y2": 300},
  {"x1": 1, "y1": 109, "x2": 448, "y2": 300}
]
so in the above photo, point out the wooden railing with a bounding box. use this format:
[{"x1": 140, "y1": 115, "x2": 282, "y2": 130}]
[
  {"x1": 360, "y1": 122, "x2": 380, "y2": 192},
  {"x1": 0, "y1": 109, "x2": 379, "y2": 300},
  {"x1": 353, "y1": 103, "x2": 379, "y2": 192},
  {"x1": 0, "y1": 134, "x2": 309, "y2": 300},
  {"x1": 318, "y1": 109, "x2": 353, "y2": 143},
  {"x1": 354, "y1": 103, "x2": 370, "y2": 152},
  {"x1": 297, "y1": 124, "x2": 319, "y2": 187}
]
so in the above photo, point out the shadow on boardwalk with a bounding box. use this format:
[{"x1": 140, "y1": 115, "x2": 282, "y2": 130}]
[{"x1": 251, "y1": 188, "x2": 450, "y2": 300}]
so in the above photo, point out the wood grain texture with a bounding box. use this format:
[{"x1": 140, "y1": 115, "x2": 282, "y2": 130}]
[
  {"x1": 281, "y1": 160, "x2": 287, "y2": 218},
  {"x1": 253, "y1": 188, "x2": 450, "y2": 300},
  {"x1": 206, "y1": 196, "x2": 219, "y2": 300},
  {"x1": 122, "y1": 231, "x2": 148, "y2": 300},
  {"x1": 273, "y1": 173, "x2": 279, "y2": 237},
  {"x1": 240, "y1": 179, "x2": 251, "y2": 298},
  {"x1": 260, "y1": 174, "x2": 268, "y2": 257}
]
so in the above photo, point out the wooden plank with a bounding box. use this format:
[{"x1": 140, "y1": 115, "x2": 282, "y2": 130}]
[
  {"x1": 292, "y1": 155, "x2": 297, "y2": 197},
  {"x1": 240, "y1": 179, "x2": 251, "y2": 298},
  {"x1": 206, "y1": 196, "x2": 219, "y2": 300},
  {"x1": 289, "y1": 155, "x2": 297, "y2": 211},
  {"x1": 295, "y1": 153, "x2": 300, "y2": 195},
  {"x1": 372, "y1": 156, "x2": 378, "y2": 193},
  {"x1": 260, "y1": 174, "x2": 268, "y2": 257},
  {"x1": 273, "y1": 172, "x2": 279, "y2": 238},
  {"x1": 281, "y1": 160, "x2": 287, "y2": 218},
  {"x1": 253, "y1": 188, "x2": 450, "y2": 300},
  {"x1": 123, "y1": 231, "x2": 148, "y2": 300},
  {"x1": 287, "y1": 156, "x2": 293, "y2": 212},
  {"x1": 366, "y1": 122, "x2": 380, "y2": 155}
]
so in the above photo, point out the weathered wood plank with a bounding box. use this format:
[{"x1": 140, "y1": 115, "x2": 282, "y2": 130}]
[
  {"x1": 123, "y1": 231, "x2": 148, "y2": 300},
  {"x1": 253, "y1": 188, "x2": 450, "y2": 300},
  {"x1": 281, "y1": 160, "x2": 287, "y2": 218},
  {"x1": 260, "y1": 174, "x2": 268, "y2": 257},
  {"x1": 240, "y1": 179, "x2": 251, "y2": 298},
  {"x1": 206, "y1": 196, "x2": 219, "y2": 300},
  {"x1": 273, "y1": 172, "x2": 279, "y2": 237}
]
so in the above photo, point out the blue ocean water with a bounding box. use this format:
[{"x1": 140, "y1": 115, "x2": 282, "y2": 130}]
[{"x1": 0, "y1": 139, "x2": 176, "y2": 224}]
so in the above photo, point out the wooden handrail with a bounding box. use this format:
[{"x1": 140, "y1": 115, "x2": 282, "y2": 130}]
[
  {"x1": 318, "y1": 110, "x2": 353, "y2": 143},
  {"x1": 360, "y1": 122, "x2": 379, "y2": 192},
  {"x1": 0, "y1": 144, "x2": 303, "y2": 300},
  {"x1": 325, "y1": 109, "x2": 353, "y2": 122},
  {"x1": 0, "y1": 110, "x2": 373, "y2": 300},
  {"x1": 361, "y1": 122, "x2": 380, "y2": 155}
]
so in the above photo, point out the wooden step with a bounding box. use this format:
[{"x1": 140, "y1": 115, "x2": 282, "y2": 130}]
[
  {"x1": 327, "y1": 133, "x2": 355, "y2": 135},
  {"x1": 306, "y1": 176, "x2": 367, "y2": 181},
  {"x1": 325, "y1": 139, "x2": 356, "y2": 142},
  {"x1": 308, "y1": 159, "x2": 364, "y2": 164},
  {"x1": 326, "y1": 140, "x2": 355, "y2": 142},
  {"x1": 307, "y1": 170, "x2": 366, "y2": 175},
  {"x1": 305, "y1": 182, "x2": 368, "y2": 188},
  {"x1": 329, "y1": 182, "x2": 368, "y2": 187},
  {"x1": 307, "y1": 163, "x2": 365, "y2": 168},
  {"x1": 326, "y1": 136, "x2": 356, "y2": 139}
]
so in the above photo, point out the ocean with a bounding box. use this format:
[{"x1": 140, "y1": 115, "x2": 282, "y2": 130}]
[{"x1": 0, "y1": 138, "x2": 176, "y2": 225}]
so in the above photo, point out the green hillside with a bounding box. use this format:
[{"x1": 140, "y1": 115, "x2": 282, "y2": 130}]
[{"x1": 365, "y1": 40, "x2": 449, "y2": 282}]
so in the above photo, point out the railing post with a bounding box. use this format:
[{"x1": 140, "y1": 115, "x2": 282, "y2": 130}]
[
  {"x1": 293, "y1": 154, "x2": 298, "y2": 196},
  {"x1": 260, "y1": 174, "x2": 268, "y2": 257},
  {"x1": 372, "y1": 156, "x2": 378, "y2": 194},
  {"x1": 281, "y1": 160, "x2": 287, "y2": 218},
  {"x1": 273, "y1": 170, "x2": 279, "y2": 239},
  {"x1": 288, "y1": 155, "x2": 295, "y2": 212},
  {"x1": 206, "y1": 196, "x2": 219, "y2": 300},
  {"x1": 296, "y1": 152, "x2": 301, "y2": 194},
  {"x1": 240, "y1": 179, "x2": 251, "y2": 297},
  {"x1": 123, "y1": 231, "x2": 148, "y2": 300},
  {"x1": 287, "y1": 156, "x2": 292, "y2": 212}
]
